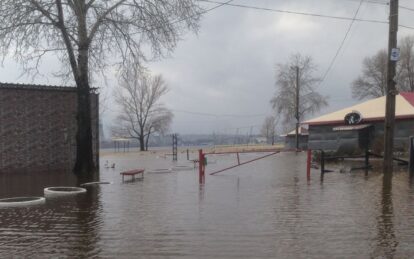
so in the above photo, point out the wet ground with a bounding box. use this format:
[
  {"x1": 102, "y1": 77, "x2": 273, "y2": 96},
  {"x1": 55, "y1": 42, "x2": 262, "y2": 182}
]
[{"x1": 1, "y1": 150, "x2": 414, "y2": 258}]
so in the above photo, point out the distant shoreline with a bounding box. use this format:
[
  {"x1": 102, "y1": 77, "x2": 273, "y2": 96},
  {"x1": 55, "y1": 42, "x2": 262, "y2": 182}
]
[{"x1": 100, "y1": 144, "x2": 284, "y2": 157}]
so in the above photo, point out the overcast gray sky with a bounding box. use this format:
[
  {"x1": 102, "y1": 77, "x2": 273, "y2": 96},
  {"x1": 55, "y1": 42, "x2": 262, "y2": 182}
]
[
  {"x1": 1, "y1": 0, "x2": 414, "y2": 136},
  {"x1": 148, "y1": 0, "x2": 414, "y2": 135}
]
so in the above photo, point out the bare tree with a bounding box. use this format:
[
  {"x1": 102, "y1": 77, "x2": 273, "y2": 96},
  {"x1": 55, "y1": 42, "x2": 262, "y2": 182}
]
[
  {"x1": 271, "y1": 53, "x2": 327, "y2": 132},
  {"x1": 144, "y1": 109, "x2": 173, "y2": 150},
  {"x1": 398, "y1": 35, "x2": 414, "y2": 91},
  {"x1": 352, "y1": 38, "x2": 414, "y2": 100},
  {"x1": 352, "y1": 49, "x2": 388, "y2": 100},
  {"x1": 0, "y1": 1, "x2": 200, "y2": 174},
  {"x1": 260, "y1": 115, "x2": 278, "y2": 145},
  {"x1": 115, "y1": 70, "x2": 172, "y2": 151}
]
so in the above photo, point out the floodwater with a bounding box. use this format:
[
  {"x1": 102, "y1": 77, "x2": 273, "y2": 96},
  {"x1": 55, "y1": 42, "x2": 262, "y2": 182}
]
[{"x1": 1, "y1": 150, "x2": 414, "y2": 258}]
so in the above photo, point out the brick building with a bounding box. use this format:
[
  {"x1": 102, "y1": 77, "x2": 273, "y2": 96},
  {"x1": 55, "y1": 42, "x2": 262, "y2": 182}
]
[{"x1": 0, "y1": 83, "x2": 99, "y2": 173}]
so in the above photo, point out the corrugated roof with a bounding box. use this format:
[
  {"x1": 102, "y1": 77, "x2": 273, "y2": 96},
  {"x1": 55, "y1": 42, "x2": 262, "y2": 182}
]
[{"x1": 304, "y1": 92, "x2": 414, "y2": 125}]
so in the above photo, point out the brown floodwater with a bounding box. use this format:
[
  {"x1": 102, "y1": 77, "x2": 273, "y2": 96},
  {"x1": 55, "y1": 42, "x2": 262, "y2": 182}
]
[{"x1": 1, "y1": 150, "x2": 414, "y2": 258}]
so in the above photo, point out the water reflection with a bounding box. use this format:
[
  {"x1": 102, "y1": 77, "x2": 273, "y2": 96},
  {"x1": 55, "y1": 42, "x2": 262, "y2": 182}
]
[
  {"x1": 409, "y1": 172, "x2": 414, "y2": 187},
  {"x1": 76, "y1": 171, "x2": 100, "y2": 186},
  {"x1": 1, "y1": 152, "x2": 414, "y2": 257},
  {"x1": 0, "y1": 171, "x2": 103, "y2": 257},
  {"x1": 373, "y1": 173, "x2": 398, "y2": 258},
  {"x1": 0, "y1": 171, "x2": 78, "y2": 198},
  {"x1": 198, "y1": 183, "x2": 205, "y2": 203}
]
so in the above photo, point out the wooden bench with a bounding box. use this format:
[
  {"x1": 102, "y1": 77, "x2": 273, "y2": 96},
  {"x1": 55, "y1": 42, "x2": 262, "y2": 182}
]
[{"x1": 120, "y1": 169, "x2": 145, "y2": 182}]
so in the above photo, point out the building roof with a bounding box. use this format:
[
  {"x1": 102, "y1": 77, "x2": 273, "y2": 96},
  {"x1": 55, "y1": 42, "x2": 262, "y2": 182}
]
[
  {"x1": 303, "y1": 92, "x2": 414, "y2": 126},
  {"x1": 0, "y1": 82, "x2": 98, "y2": 92},
  {"x1": 0, "y1": 82, "x2": 75, "y2": 91},
  {"x1": 281, "y1": 126, "x2": 309, "y2": 137}
]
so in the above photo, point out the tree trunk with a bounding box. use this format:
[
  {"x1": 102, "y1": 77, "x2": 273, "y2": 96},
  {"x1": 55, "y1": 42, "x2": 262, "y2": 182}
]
[
  {"x1": 72, "y1": 4, "x2": 96, "y2": 175},
  {"x1": 73, "y1": 48, "x2": 94, "y2": 174},
  {"x1": 139, "y1": 133, "x2": 145, "y2": 151},
  {"x1": 73, "y1": 82, "x2": 94, "y2": 174},
  {"x1": 145, "y1": 135, "x2": 149, "y2": 151},
  {"x1": 55, "y1": 0, "x2": 94, "y2": 175},
  {"x1": 145, "y1": 128, "x2": 153, "y2": 151}
]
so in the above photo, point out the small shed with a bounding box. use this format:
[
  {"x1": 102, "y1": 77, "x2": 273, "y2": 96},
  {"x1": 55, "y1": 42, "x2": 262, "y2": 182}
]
[
  {"x1": 303, "y1": 92, "x2": 414, "y2": 153},
  {"x1": 282, "y1": 127, "x2": 309, "y2": 149}
]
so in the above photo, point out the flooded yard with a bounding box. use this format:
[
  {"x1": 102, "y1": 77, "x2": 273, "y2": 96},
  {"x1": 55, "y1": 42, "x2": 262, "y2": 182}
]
[{"x1": 1, "y1": 150, "x2": 414, "y2": 258}]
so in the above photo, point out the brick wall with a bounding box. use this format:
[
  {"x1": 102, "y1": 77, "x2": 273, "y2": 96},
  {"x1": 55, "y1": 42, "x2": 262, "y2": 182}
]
[{"x1": 0, "y1": 85, "x2": 99, "y2": 173}]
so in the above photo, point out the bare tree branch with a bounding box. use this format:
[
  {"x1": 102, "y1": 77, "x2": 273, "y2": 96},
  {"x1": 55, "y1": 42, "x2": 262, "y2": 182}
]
[
  {"x1": 261, "y1": 115, "x2": 279, "y2": 145},
  {"x1": 115, "y1": 68, "x2": 173, "y2": 151},
  {"x1": 398, "y1": 35, "x2": 414, "y2": 92},
  {"x1": 0, "y1": 0, "x2": 199, "y2": 173},
  {"x1": 352, "y1": 49, "x2": 388, "y2": 100},
  {"x1": 352, "y1": 36, "x2": 414, "y2": 100},
  {"x1": 270, "y1": 53, "x2": 328, "y2": 125}
]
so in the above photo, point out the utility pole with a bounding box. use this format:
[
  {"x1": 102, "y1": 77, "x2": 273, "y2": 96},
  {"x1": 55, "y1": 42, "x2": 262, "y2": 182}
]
[
  {"x1": 172, "y1": 133, "x2": 178, "y2": 161},
  {"x1": 383, "y1": 0, "x2": 399, "y2": 174},
  {"x1": 295, "y1": 66, "x2": 300, "y2": 150},
  {"x1": 247, "y1": 126, "x2": 253, "y2": 146},
  {"x1": 234, "y1": 128, "x2": 239, "y2": 146}
]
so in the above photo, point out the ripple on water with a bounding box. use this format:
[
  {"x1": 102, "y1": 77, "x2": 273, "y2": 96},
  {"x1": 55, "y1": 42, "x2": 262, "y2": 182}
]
[{"x1": 0, "y1": 152, "x2": 414, "y2": 257}]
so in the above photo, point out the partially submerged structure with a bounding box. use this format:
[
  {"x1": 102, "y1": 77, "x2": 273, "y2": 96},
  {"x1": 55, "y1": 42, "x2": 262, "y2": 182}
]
[
  {"x1": 282, "y1": 127, "x2": 309, "y2": 149},
  {"x1": 303, "y1": 92, "x2": 414, "y2": 154},
  {"x1": 0, "y1": 83, "x2": 99, "y2": 173}
]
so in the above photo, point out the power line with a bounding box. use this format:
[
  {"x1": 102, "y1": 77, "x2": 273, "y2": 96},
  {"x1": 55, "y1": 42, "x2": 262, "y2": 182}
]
[
  {"x1": 400, "y1": 24, "x2": 414, "y2": 29},
  {"x1": 172, "y1": 109, "x2": 267, "y2": 118},
  {"x1": 319, "y1": 0, "x2": 365, "y2": 85},
  {"x1": 339, "y1": 0, "x2": 388, "y2": 6},
  {"x1": 127, "y1": 0, "x2": 234, "y2": 36},
  {"x1": 400, "y1": 5, "x2": 414, "y2": 12},
  {"x1": 199, "y1": 0, "x2": 235, "y2": 13},
  {"x1": 364, "y1": 0, "x2": 388, "y2": 5},
  {"x1": 108, "y1": 105, "x2": 267, "y2": 119},
  {"x1": 198, "y1": 0, "x2": 414, "y2": 82},
  {"x1": 198, "y1": 0, "x2": 414, "y2": 30},
  {"x1": 199, "y1": 0, "x2": 387, "y2": 23},
  {"x1": 163, "y1": 0, "x2": 236, "y2": 27},
  {"x1": 340, "y1": 0, "x2": 414, "y2": 12}
]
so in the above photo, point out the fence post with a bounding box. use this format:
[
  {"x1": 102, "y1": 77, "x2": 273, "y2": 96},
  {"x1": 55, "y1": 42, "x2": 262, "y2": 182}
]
[
  {"x1": 172, "y1": 134, "x2": 178, "y2": 161},
  {"x1": 306, "y1": 149, "x2": 312, "y2": 180},
  {"x1": 410, "y1": 136, "x2": 414, "y2": 174},
  {"x1": 199, "y1": 149, "x2": 205, "y2": 184},
  {"x1": 320, "y1": 150, "x2": 325, "y2": 180},
  {"x1": 365, "y1": 149, "x2": 370, "y2": 168}
]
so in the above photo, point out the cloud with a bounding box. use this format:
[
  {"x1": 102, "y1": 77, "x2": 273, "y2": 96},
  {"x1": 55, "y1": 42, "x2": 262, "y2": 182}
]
[
  {"x1": 274, "y1": 14, "x2": 319, "y2": 36},
  {"x1": 146, "y1": 0, "x2": 403, "y2": 134},
  {"x1": 0, "y1": 0, "x2": 412, "y2": 135}
]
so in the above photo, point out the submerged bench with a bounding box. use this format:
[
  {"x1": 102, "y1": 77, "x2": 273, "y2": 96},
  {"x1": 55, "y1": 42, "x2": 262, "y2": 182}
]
[{"x1": 120, "y1": 169, "x2": 145, "y2": 182}]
